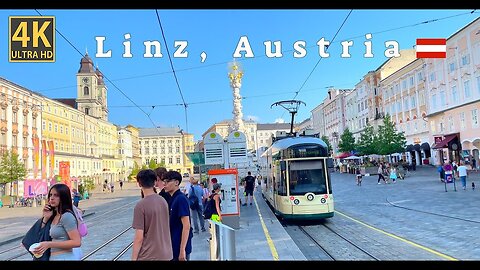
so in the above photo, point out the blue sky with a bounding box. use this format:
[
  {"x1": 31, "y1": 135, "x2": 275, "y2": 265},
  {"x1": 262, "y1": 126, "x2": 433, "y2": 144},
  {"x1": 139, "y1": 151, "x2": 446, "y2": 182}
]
[{"x1": 1, "y1": 9, "x2": 478, "y2": 141}]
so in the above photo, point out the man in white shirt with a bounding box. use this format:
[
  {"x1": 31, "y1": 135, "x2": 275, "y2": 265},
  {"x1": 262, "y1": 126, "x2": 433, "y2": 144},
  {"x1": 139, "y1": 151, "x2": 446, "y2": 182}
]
[{"x1": 457, "y1": 161, "x2": 468, "y2": 190}]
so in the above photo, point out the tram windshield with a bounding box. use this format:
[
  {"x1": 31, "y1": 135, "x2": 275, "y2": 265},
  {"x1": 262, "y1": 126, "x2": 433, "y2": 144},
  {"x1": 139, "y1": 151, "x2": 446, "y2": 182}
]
[{"x1": 288, "y1": 159, "x2": 327, "y2": 195}]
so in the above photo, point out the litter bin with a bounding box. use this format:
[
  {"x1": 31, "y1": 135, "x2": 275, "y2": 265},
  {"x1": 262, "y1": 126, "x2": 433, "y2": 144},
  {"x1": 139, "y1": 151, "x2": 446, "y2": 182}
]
[{"x1": 208, "y1": 220, "x2": 235, "y2": 260}]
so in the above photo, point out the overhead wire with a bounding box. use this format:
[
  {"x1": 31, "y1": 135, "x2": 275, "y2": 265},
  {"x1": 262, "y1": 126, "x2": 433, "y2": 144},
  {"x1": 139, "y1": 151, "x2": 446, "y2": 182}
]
[
  {"x1": 34, "y1": 10, "x2": 479, "y2": 95},
  {"x1": 155, "y1": 9, "x2": 189, "y2": 134},
  {"x1": 278, "y1": 9, "x2": 353, "y2": 121},
  {"x1": 34, "y1": 9, "x2": 165, "y2": 136}
]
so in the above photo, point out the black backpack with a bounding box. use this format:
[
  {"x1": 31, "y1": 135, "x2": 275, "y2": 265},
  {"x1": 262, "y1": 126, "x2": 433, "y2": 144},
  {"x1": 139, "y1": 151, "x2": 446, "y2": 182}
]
[{"x1": 202, "y1": 194, "x2": 216, "y2": 219}]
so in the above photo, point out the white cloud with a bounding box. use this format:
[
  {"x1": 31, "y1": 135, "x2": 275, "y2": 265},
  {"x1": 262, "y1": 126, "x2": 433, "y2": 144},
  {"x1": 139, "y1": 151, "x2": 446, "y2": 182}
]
[
  {"x1": 246, "y1": 115, "x2": 260, "y2": 122},
  {"x1": 274, "y1": 118, "x2": 285, "y2": 123}
]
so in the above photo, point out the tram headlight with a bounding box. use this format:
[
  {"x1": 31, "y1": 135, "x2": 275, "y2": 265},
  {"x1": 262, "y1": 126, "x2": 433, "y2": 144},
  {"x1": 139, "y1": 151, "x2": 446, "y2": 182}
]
[
  {"x1": 293, "y1": 199, "x2": 300, "y2": 205},
  {"x1": 306, "y1": 193, "x2": 314, "y2": 201},
  {"x1": 320, "y1": 198, "x2": 326, "y2": 204}
]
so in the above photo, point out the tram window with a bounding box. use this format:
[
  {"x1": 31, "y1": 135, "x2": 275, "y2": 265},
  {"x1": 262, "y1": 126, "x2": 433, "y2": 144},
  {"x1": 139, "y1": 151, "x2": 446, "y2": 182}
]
[{"x1": 288, "y1": 160, "x2": 327, "y2": 195}]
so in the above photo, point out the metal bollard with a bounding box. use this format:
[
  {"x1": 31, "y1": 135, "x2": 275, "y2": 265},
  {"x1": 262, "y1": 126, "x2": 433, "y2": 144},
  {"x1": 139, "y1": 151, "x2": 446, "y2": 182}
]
[{"x1": 208, "y1": 220, "x2": 236, "y2": 260}]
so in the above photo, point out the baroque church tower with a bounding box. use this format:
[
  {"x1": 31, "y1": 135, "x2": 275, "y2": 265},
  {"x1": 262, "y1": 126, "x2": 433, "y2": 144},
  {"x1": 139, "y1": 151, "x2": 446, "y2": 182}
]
[{"x1": 76, "y1": 53, "x2": 108, "y2": 121}]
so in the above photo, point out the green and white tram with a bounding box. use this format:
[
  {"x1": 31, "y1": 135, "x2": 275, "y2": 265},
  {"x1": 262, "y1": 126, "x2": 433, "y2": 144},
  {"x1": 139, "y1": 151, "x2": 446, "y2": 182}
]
[{"x1": 261, "y1": 136, "x2": 334, "y2": 220}]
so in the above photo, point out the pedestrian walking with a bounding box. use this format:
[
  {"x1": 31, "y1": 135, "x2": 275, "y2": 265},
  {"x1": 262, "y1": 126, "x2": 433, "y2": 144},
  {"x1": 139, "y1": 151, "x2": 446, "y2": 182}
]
[
  {"x1": 119, "y1": 180, "x2": 124, "y2": 190},
  {"x1": 163, "y1": 170, "x2": 193, "y2": 261},
  {"x1": 355, "y1": 167, "x2": 362, "y2": 186},
  {"x1": 377, "y1": 163, "x2": 386, "y2": 184},
  {"x1": 189, "y1": 178, "x2": 206, "y2": 233},
  {"x1": 242, "y1": 171, "x2": 255, "y2": 206},
  {"x1": 131, "y1": 169, "x2": 172, "y2": 261},
  {"x1": 389, "y1": 167, "x2": 397, "y2": 183},
  {"x1": 472, "y1": 157, "x2": 477, "y2": 171},
  {"x1": 31, "y1": 184, "x2": 82, "y2": 260},
  {"x1": 457, "y1": 161, "x2": 468, "y2": 190},
  {"x1": 72, "y1": 188, "x2": 82, "y2": 208}
]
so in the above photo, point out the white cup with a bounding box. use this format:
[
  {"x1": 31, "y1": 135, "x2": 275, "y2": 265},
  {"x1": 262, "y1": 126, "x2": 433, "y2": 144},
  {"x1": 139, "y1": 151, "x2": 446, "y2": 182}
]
[{"x1": 29, "y1": 243, "x2": 43, "y2": 258}]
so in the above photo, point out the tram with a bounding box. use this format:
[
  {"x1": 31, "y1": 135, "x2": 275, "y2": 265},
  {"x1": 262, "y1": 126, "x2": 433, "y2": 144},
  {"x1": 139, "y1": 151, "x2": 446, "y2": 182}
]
[{"x1": 261, "y1": 134, "x2": 334, "y2": 220}]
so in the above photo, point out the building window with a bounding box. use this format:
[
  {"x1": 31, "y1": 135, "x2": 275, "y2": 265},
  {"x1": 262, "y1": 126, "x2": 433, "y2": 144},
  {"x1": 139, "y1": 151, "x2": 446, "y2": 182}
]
[
  {"x1": 176, "y1": 157, "x2": 181, "y2": 164},
  {"x1": 13, "y1": 111, "x2": 17, "y2": 123},
  {"x1": 448, "y1": 116, "x2": 454, "y2": 131},
  {"x1": 417, "y1": 72, "x2": 423, "y2": 81},
  {"x1": 23, "y1": 137, "x2": 27, "y2": 147},
  {"x1": 430, "y1": 120, "x2": 436, "y2": 133},
  {"x1": 168, "y1": 146, "x2": 172, "y2": 154},
  {"x1": 449, "y1": 62, "x2": 455, "y2": 73},
  {"x1": 48, "y1": 122, "x2": 52, "y2": 131},
  {"x1": 84, "y1": 86, "x2": 89, "y2": 95},
  {"x1": 461, "y1": 54, "x2": 470, "y2": 66},
  {"x1": 402, "y1": 80, "x2": 407, "y2": 89},
  {"x1": 460, "y1": 112, "x2": 465, "y2": 130},
  {"x1": 439, "y1": 91, "x2": 446, "y2": 106},
  {"x1": 12, "y1": 135, "x2": 17, "y2": 147},
  {"x1": 472, "y1": 109, "x2": 478, "y2": 127},
  {"x1": 429, "y1": 72, "x2": 436, "y2": 82},
  {"x1": 85, "y1": 108, "x2": 90, "y2": 115},
  {"x1": 452, "y1": 86, "x2": 458, "y2": 103},
  {"x1": 169, "y1": 157, "x2": 173, "y2": 164},
  {"x1": 431, "y1": 94, "x2": 436, "y2": 110},
  {"x1": 410, "y1": 76, "x2": 414, "y2": 87},
  {"x1": 54, "y1": 124, "x2": 58, "y2": 133},
  {"x1": 60, "y1": 126, "x2": 63, "y2": 134},
  {"x1": 42, "y1": 121, "x2": 46, "y2": 130},
  {"x1": 477, "y1": 76, "x2": 480, "y2": 95},
  {"x1": 464, "y1": 80, "x2": 471, "y2": 99},
  {"x1": 0, "y1": 108, "x2": 5, "y2": 120},
  {"x1": 176, "y1": 146, "x2": 180, "y2": 153},
  {"x1": 410, "y1": 96, "x2": 416, "y2": 108}
]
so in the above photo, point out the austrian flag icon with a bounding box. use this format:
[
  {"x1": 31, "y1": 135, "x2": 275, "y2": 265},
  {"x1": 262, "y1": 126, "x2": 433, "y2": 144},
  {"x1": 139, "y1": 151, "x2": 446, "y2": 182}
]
[{"x1": 416, "y1": 38, "x2": 447, "y2": 58}]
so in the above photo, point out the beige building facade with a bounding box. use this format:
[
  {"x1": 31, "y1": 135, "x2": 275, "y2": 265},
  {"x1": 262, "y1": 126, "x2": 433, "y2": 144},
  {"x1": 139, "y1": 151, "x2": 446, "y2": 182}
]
[
  {"x1": 425, "y1": 17, "x2": 480, "y2": 166},
  {"x1": 139, "y1": 127, "x2": 194, "y2": 174}
]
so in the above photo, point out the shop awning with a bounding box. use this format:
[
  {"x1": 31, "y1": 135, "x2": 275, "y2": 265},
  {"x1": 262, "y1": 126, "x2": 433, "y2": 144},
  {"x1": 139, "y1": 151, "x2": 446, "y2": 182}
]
[
  {"x1": 413, "y1": 144, "x2": 421, "y2": 151},
  {"x1": 405, "y1": 144, "x2": 414, "y2": 152},
  {"x1": 335, "y1": 152, "x2": 351, "y2": 159},
  {"x1": 432, "y1": 134, "x2": 458, "y2": 149},
  {"x1": 420, "y1": 142, "x2": 431, "y2": 151}
]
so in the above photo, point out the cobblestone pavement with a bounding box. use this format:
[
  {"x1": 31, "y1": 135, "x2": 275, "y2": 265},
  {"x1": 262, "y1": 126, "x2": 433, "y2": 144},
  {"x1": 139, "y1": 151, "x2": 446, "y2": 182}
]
[{"x1": 291, "y1": 166, "x2": 480, "y2": 260}]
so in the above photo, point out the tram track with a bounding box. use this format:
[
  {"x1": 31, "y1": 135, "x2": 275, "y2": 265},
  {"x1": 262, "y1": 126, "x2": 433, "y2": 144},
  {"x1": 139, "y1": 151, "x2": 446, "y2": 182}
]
[
  {"x1": 296, "y1": 223, "x2": 380, "y2": 261},
  {"x1": 82, "y1": 226, "x2": 133, "y2": 260},
  {"x1": 385, "y1": 197, "x2": 480, "y2": 224},
  {"x1": 2, "y1": 198, "x2": 138, "y2": 261}
]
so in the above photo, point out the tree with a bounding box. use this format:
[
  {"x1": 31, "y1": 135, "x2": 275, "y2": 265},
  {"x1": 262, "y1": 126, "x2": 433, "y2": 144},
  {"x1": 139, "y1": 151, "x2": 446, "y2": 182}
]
[
  {"x1": 338, "y1": 128, "x2": 356, "y2": 153},
  {"x1": 129, "y1": 161, "x2": 141, "y2": 180},
  {"x1": 376, "y1": 114, "x2": 407, "y2": 157},
  {"x1": 147, "y1": 159, "x2": 165, "y2": 170},
  {"x1": 0, "y1": 150, "x2": 27, "y2": 197},
  {"x1": 356, "y1": 123, "x2": 378, "y2": 156},
  {"x1": 321, "y1": 135, "x2": 332, "y2": 153}
]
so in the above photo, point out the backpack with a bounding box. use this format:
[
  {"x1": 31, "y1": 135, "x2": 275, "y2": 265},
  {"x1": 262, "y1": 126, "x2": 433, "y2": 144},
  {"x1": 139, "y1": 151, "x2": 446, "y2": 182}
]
[
  {"x1": 72, "y1": 206, "x2": 88, "y2": 237},
  {"x1": 202, "y1": 194, "x2": 216, "y2": 219},
  {"x1": 188, "y1": 185, "x2": 200, "y2": 211}
]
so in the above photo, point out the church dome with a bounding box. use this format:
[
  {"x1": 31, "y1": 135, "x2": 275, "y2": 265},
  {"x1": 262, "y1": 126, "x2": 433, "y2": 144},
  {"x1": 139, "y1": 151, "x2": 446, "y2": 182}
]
[
  {"x1": 78, "y1": 53, "x2": 94, "y2": 73},
  {"x1": 95, "y1": 67, "x2": 104, "y2": 85}
]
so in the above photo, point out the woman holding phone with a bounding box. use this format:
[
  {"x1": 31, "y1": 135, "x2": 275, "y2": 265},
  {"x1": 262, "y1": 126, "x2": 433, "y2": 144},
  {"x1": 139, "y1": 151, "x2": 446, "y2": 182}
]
[{"x1": 33, "y1": 184, "x2": 82, "y2": 260}]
